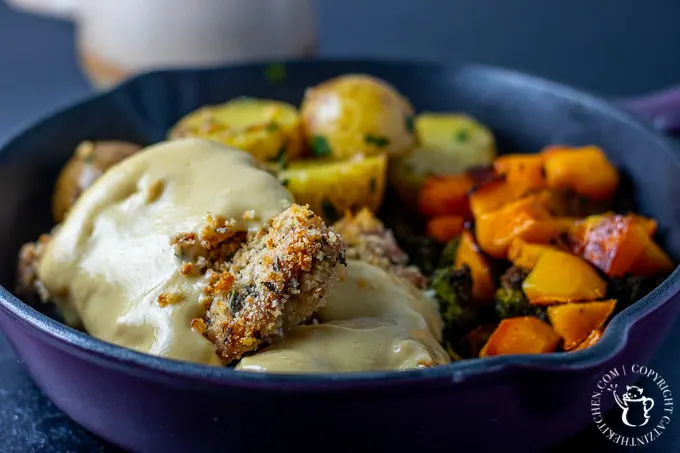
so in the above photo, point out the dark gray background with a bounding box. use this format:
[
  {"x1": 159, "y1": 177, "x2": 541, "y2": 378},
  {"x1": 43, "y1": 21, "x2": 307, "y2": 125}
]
[{"x1": 1, "y1": 1, "x2": 679, "y2": 451}]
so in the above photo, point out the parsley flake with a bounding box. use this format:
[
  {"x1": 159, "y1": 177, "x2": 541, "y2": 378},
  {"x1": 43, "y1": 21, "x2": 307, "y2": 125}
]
[
  {"x1": 364, "y1": 135, "x2": 390, "y2": 148},
  {"x1": 311, "y1": 135, "x2": 332, "y2": 157}
]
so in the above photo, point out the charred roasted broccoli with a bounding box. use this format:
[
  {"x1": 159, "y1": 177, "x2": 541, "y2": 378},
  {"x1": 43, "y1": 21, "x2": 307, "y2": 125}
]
[
  {"x1": 606, "y1": 274, "x2": 667, "y2": 313},
  {"x1": 431, "y1": 264, "x2": 477, "y2": 330},
  {"x1": 431, "y1": 262, "x2": 494, "y2": 359},
  {"x1": 438, "y1": 237, "x2": 459, "y2": 268},
  {"x1": 493, "y1": 266, "x2": 547, "y2": 321}
]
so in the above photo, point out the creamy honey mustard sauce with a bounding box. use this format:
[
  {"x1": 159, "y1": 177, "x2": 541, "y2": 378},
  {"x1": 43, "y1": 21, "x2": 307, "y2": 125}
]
[
  {"x1": 38, "y1": 138, "x2": 449, "y2": 372},
  {"x1": 237, "y1": 260, "x2": 450, "y2": 372}
]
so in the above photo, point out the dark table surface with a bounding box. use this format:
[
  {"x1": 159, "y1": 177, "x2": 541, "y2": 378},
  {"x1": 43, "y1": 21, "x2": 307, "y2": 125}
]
[{"x1": 1, "y1": 1, "x2": 680, "y2": 452}]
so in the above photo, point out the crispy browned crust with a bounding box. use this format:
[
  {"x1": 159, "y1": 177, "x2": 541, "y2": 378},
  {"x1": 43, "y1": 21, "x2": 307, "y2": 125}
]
[
  {"x1": 202, "y1": 204, "x2": 345, "y2": 364},
  {"x1": 332, "y1": 208, "x2": 427, "y2": 288},
  {"x1": 15, "y1": 234, "x2": 52, "y2": 304}
]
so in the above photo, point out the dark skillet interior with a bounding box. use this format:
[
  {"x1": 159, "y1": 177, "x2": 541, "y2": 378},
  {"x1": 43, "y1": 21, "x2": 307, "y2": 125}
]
[{"x1": 0, "y1": 60, "x2": 679, "y2": 384}]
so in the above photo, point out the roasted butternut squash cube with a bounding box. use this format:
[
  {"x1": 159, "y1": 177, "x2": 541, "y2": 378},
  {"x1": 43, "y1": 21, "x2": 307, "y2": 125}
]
[
  {"x1": 542, "y1": 145, "x2": 619, "y2": 201},
  {"x1": 547, "y1": 300, "x2": 616, "y2": 350},
  {"x1": 522, "y1": 249, "x2": 607, "y2": 305},
  {"x1": 475, "y1": 195, "x2": 557, "y2": 259},
  {"x1": 480, "y1": 317, "x2": 560, "y2": 357},
  {"x1": 455, "y1": 230, "x2": 494, "y2": 302}
]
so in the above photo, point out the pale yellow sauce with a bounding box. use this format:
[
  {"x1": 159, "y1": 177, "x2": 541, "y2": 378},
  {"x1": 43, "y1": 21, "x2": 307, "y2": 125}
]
[
  {"x1": 237, "y1": 260, "x2": 450, "y2": 373},
  {"x1": 38, "y1": 138, "x2": 449, "y2": 372}
]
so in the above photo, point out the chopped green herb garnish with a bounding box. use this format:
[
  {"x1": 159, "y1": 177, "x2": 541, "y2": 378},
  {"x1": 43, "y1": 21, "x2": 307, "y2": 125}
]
[
  {"x1": 404, "y1": 115, "x2": 415, "y2": 133},
  {"x1": 369, "y1": 177, "x2": 377, "y2": 194},
  {"x1": 266, "y1": 122, "x2": 280, "y2": 132},
  {"x1": 281, "y1": 178, "x2": 290, "y2": 187},
  {"x1": 321, "y1": 199, "x2": 338, "y2": 222},
  {"x1": 364, "y1": 135, "x2": 390, "y2": 148},
  {"x1": 268, "y1": 145, "x2": 288, "y2": 169},
  {"x1": 264, "y1": 63, "x2": 287, "y2": 84},
  {"x1": 227, "y1": 290, "x2": 243, "y2": 313},
  {"x1": 311, "y1": 135, "x2": 332, "y2": 157},
  {"x1": 455, "y1": 129, "x2": 469, "y2": 142}
]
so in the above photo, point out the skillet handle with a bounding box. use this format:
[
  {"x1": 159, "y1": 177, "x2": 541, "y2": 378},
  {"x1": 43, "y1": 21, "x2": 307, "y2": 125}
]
[{"x1": 618, "y1": 85, "x2": 680, "y2": 136}]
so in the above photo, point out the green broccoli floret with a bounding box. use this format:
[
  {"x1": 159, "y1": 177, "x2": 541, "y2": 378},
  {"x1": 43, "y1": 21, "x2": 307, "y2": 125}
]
[
  {"x1": 493, "y1": 266, "x2": 547, "y2": 321},
  {"x1": 431, "y1": 264, "x2": 492, "y2": 359},
  {"x1": 438, "y1": 237, "x2": 460, "y2": 268},
  {"x1": 431, "y1": 265, "x2": 477, "y2": 329},
  {"x1": 605, "y1": 274, "x2": 667, "y2": 312}
]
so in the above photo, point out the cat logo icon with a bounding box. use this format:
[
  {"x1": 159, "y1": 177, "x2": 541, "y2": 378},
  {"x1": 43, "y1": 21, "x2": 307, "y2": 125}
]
[{"x1": 613, "y1": 385, "x2": 654, "y2": 427}]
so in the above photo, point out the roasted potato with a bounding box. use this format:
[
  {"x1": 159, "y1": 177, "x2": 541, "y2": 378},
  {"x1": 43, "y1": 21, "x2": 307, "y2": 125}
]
[
  {"x1": 390, "y1": 114, "x2": 496, "y2": 207},
  {"x1": 53, "y1": 140, "x2": 141, "y2": 222},
  {"x1": 277, "y1": 154, "x2": 387, "y2": 222},
  {"x1": 300, "y1": 74, "x2": 415, "y2": 160},
  {"x1": 169, "y1": 98, "x2": 303, "y2": 163}
]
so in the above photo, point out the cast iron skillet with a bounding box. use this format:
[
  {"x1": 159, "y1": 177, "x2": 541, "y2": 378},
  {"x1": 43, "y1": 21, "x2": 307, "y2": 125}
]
[{"x1": 0, "y1": 60, "x2": 679, "y2": 453}]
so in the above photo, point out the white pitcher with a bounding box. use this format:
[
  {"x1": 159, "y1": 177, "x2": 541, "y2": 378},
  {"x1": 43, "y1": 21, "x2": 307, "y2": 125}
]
[{"x1": 8, "y1": 0, "x2": 318, "y2": 88}]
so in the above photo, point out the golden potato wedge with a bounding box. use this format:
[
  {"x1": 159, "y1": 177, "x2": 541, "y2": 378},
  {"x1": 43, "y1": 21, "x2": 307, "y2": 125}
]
[
  {"x1": 300, "y1": 74, "x2": 415, "y2": 160},
  {"x1": 277, "y1": 154, "x2": 387, "y2": 222},
  {"x1": 53, "y1": 140, "x2": 142, "y2": 222},
  {"x1": 169, "y1": 98, "x2": 303, "y2": 163},
  {"x1": 389, "y1": 113, "x2": 496, "y2": 208}
]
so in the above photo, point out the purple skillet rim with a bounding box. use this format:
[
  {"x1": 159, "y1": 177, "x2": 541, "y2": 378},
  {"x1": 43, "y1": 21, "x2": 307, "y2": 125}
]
[{"x1": 0, "y1": 59, "x2": 679, "y2": 387}]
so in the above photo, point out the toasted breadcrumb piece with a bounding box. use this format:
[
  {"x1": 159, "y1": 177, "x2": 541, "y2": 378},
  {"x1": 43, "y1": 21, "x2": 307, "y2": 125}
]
[
  {"x1": 191, "y1": 318, "x2": 207, "y2": 333},
  {"x1": 170, "y1": 214, "x2": 247, "y2": 272},
  {"x1": 333, "y1": 208, "x2": 427, "y2": 288},
  {"x1": 157, "y1": 291, "x2": 184, "y2": 307},
  {"x1": 179, "y1": 262, "x2": 197, "y2": 276},
  {"x1": 417, "y1": 360, "x2": 435, "y2": 368},
  {"x1": 144, "y1": 178, "x2": 165, "y2": 204},
  {"x1": 15, "y1": 234, "x2": 52, "y2": 303},
  {"x1": 203, "y1": 204, "x2": 346, "y2": 364}
]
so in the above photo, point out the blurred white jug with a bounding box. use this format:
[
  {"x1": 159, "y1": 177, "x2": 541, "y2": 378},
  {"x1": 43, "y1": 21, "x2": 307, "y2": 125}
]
[{"x1": 8, "y1": 0, "x2": 318, "y2": 88}]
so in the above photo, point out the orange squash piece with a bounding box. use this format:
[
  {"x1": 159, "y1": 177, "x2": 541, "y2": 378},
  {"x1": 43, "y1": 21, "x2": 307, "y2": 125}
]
[
  {"x1": 554, "y1": 216, "x2": 581, "y2": 235},
  {"x1": 507, "y1": 238, "x2": 560, "y2": 269},
  {"x1": 568, "y1": 214, "x2": 649, "y2": 277},
  {"x1": 547, "y1": 300, "x2": 616, "y2": 350},
  {"x1": 630, "y1": 214, "x2": 658, "y2": 237},
  {"x1": 572, "y1": 329, "x2": 603, "y2": 351},
  {"x1": 543, "y1": 145, "x2": 620, "y2": 201},
  {"x1": 480, "y1": 317, "x2": 560, "y2": 357},
  {"x1": 426, "y1": 215, "x2": 465, "y2": 243},
  {"x1": 468, "y1": 176, "x2": 518, "y2": 218},
  {"x1": 418, "y1": 174, "x2": 474, "y2": 218},
  {"x1": 475, "y1": 195, "x2": 558, "y2": 259},
  {"x1": 455, "y1": 230, "x2": 495, "y2": 302},
  {"x1": 493, "y1": 153, "x2": 546, "y2": 197},
  {"x1": 627, "y1": 239, "x2": 674, "y2": 277},
  {"x1": 522, "y1": 249, "x2": 607, "y2": 305}
]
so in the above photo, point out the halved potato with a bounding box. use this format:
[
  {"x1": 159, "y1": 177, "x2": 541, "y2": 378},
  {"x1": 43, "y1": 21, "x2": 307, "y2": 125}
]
[
  {"x1": 277, "y1": 154, "x2": 387, "y2": 222},
  {"x1": 53, "y1": 140, "x2": 142, "y2": 222},
  {"x1": 169, "y1": 98, "x2": 303, "y2": 163},
  {"x1": 300, "y1": 74, "x2": 415, "y2": 160},
  {"x1": 390, "y1": 113, "x2": 496, "y2": 207}
]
